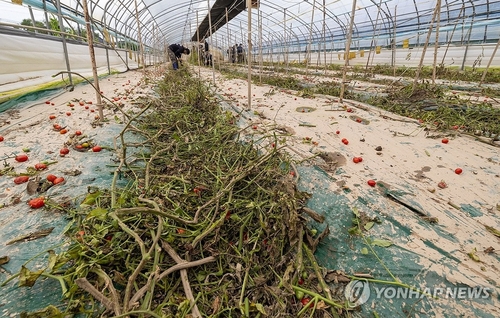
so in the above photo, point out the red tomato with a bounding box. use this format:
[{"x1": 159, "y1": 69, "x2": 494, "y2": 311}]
[
  {"x1": 53, "y1": 124, "x2": 61, "y2": 130},
  {"x1": 455, "y1": 168, "x2": 463, "y2": 175},
  {"x1": 353, "y1": 157, "x2": 361, "y2": 163},
  {"x1": 342, "y1": 139, "x2": 349, "y2": 145},
  {"x1": 438, "y1": 181, "x2": 447, "y2": 189},
  {"x1": 335, "y1": 131, "x2": 340, "y2": 134},
  {"x1": 298, "y1": 278, "x2": 304, "y2": 285},
  {"x1": 15, "y1": 154, "x2": 29, "y2": 162},
  {"x1": 452, "y1": 125, "x2": 458, "y2": 130},
  {"x1": 45, "y1": 101, "x2": 50, "y2": 104},
  {"x1": 85, "y1": 106, "x2": 89, "y2": 109},
  {"x1": 53, "y1": 177, "x2": 65, "y2": 185},
  {"x1": 367, "y1": 179, "x2": 376, "y2": 187},
  {"x1": 79, "y1": 101, "x2": 84, "y2": 106},
  {"x1": 60, "y1": 148, "x2": 70, "y2": 155},
  {"x1": 49, "y1": 115, "x2": 56, "y2": 120},
  {"x1": 0, "y1": 136, "x2": 4, "y2": 142},
  {"x1": 300, "y1": 297, "x2": 312, "y2": 307},
  {"x1": 47, "y1": 174, "x2": 57, "y2": 182},
  {"x1": 346, "y1": 108, "x2": 353, "y2": 112},
  {"x1": 28, "y1": 197, "x2": 45, "y2": 209},
  {"x1": 176, "y1": 228, "x2": 186, "y2": 234},
  {"x1": 34, "y1": 163, "x2": 47, "y2": 170},
  {"x1": 76, "y1": 144, "x2": 83, "y2": 149},
  {"x1": 252, "y1": 125, "x2": 257, "y2": 130},
  {"x1": 356, "y1": 118, "x2": 362, "y2": 123},
  {"x1": 75, "y1": 130, "x2": 82, "y2": 136},
  {"x1": 90, "y1": 109, "x2": 95, "y2": 113},
  {"x1": 441, "y1": 138, "x2": 449, "y2": 144},
  {"x1": 14, "y1": 176, "x2": 29, "y2": 184},
  {"x1": 66, "y1": 112, "x2": 71, "y2": 116},
  {"x1": 225, "y1": 210, "x2": 231, "y2": 220},
  {"x1": 87, "y1": 101, "x2": 92, "y2": 104},
  {"x1": 358, "y1": 157, "x2": 363, "y2": 162},
  {"x1": 92, "y1": 146, "x2": 102, "y2": 152},
  {"x1": 59, "y1": 129, "x2": 68, "y2": 134}
]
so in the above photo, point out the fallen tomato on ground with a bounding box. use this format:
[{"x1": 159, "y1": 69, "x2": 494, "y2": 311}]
[
  {"x1": 60, "y1": 148, "x2": 70, "y2": 155},
  {"x1": 34, "y1": 163, "x2": 47, "y2": 170},
  {"x1": 455, "y1": 168, "x2": 463, "y2": 175},
  {"x1": 15, "y1": 154, "x2": 29, "y2": 162},
  {"x1": 441, "y1": 138, "x2": 449, "y2": 144},
  {"x1": 53, "y1": 177, "x2": 65, "y2": 185},
  {"x1": 14, "y1": 176, "x2": 30, "y2": 184},
  {"x1": 367, "y1": 179, "x2": 376, "y2": 187},
  {"x1": 92, "y1": 146, "x2": 102, "y2": 152},
  {"x1": 28, "y1": 197, "x2": 45, "y2": 209},
  {"x1": 47, "y1": 174, "x2": 57, "y2": 183}
]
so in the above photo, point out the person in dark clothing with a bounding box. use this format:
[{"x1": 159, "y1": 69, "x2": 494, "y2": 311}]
[{"x1": 168, "y1": 44, "x2": 190, "y2": 70}]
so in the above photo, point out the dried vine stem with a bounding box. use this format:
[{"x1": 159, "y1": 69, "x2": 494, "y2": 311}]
[{"x1": 161, "y1": 241, "x2": 202, "y2": 318}]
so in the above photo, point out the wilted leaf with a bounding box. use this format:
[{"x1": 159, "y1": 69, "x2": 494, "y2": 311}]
[
  {"x1": 485, "y1": 225, "x2": 500, "y2": 238},
  {"x1": 361, "y1": 247, "x2": 369, "y2": 254},
  {"x1": 468, "y1": 248, "x2": 480, "y2": 262},
  {"x1": 0, "y1": 255, "x2": 10, "y2": 265},
  {"x1": 371, "y1": 239, "x2": 392, "y2": 247},
  {"x1": 253, "y1": 303, "x2": 267, "y2": 315},
  {"x1": 47, "y1": 250, "x2": 57, "y2": 272},
  {"x1": 19, "y1": 266, "x2": 44, "y2": 287},
  {"x1": 20, "y1": 305, "x2": 63, "y2": 318}
]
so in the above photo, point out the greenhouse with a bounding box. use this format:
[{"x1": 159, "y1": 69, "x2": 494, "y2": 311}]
[{"x1": 0, "y1": 0, "x2": 499, "y2": 317}]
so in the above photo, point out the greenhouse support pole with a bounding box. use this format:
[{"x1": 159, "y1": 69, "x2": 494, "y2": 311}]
[
  {"x1": 81, "y1": 0, "x2": 103, "y2": 120},
  {"x1": 246, "y1": 0, "x2": 252, "y2": 110},
  {"x1": 441, "y1": 5, "x2": 464, "y2": 66},
  {"x1": 42, "y1": 0, "x2": 51, "y2": 36},
  {"x1": 106, "y1": 48, "x2": 111, "y2": 75},
  {"x1": 306, "y1": 0, "x2": 316, "y2": 75},
  {"x1": 412, "y1": 1, "x2": 438, "y2": 93},
  {"x1": 392, "y1": 5, "x2": 397, "y2": 77},
  {"x1": 432, "y1": 0, "x2": 441, "y2": 84},
  {"x1": 259, "y1": 9, "x2": 263, "y2": 84},
  {"x1": 365, "y1": 0, "x2": 382, "y2": 73},
  {"x1": 226, "y1": 8, "x2": 230, "y2": 63},
  {"x1": 207, "y1": 0, "x2": 216, "y2": 84},
  {"x1": 284, "y1": 9, "x2": 288, "y2": 72},
  {"x1": 322, "y1": 0, "x2": 327, "y2": 72},
  {"x1": 479, "y1": 38, "x2": 500, "y2": 86},
  {"x1": 196, "y1": 12, "x2": 201, "y2": 77},
  {"x1": 340, "y1": 0, "x2": 357, "y2": 103},
  {"x1": 28, "y1": 6, "x2": 37, "y2": 33},
  {"x1": 55, "y1": 0, "x2": 73, "y2": 87},
  {"x1": 134, "y1": 0, "x2": 145, "y2": 73}
]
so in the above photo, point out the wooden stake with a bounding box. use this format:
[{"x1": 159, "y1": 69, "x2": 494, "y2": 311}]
[
  {"x1": 247, "y1": 0, "x2": 252, "y2": 110},
  {"x1": 340, "y1": 0, "x2": 357, "y2": 103},
  {"x1": 133, "y1": 0, "x2": 145, "y2": 74},
  {"x1": 480, "y1": 38, "x2": 500, "y2": 86},
  {"x1": 412, "y1": 1, "x2": 439, "y2": 93},
  {"x1": 207, "y1": 0, "x2": 216, "y2": 84},
  {"x1": 81, "y1": 0, "x2": 103, "y2": 120},
  {"x1": 432, "y1": 0, "x2": 441, "y2": 84}
]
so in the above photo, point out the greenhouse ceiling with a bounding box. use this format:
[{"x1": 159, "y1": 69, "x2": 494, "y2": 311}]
[{"x1": 0, "y1": 0, "x2": 500, "y2": 51}]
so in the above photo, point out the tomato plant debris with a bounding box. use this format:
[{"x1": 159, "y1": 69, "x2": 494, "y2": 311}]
[{"x1": 7, "y1": 69, "x2": 352, "y2": 317}]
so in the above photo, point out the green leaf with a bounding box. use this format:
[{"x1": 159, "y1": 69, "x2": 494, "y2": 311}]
[
  {"x1": 371, "y1": 239, "x2": 393, "y2": 247},
  {"x1": 361, "y1": 247, "x2": 369, "y2": 255},
  {"x1": 364, "y1": 222, "x2": 375, "y2": 231},
  {"x1": 87, "y1": 207, "x2": 108, "y2": 220},
  {"x1": 352, "y1": 207, "x2": 360, "y2": 218},
  {"x1": 47, "y1": 250, "x2": 57, "y2": 272},
  {"x1": 80, "y1": 191, "x2": 102, "y2": 207},
  {"x1": 19, "y1": 266, "x2": 44, "y2": 287}
]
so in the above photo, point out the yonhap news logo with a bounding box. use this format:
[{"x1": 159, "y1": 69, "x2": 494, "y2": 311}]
[{"x1": 344, "y1": 280, "x2": 492, "y2": 307}]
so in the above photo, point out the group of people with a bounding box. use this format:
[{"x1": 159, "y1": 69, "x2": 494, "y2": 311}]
[
  {"x1": 227, "y1": 44, "x2": 245, "y2": 63},
  {"x1": 167, "y1": 41, "x2": 247, "y2": 70}
]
